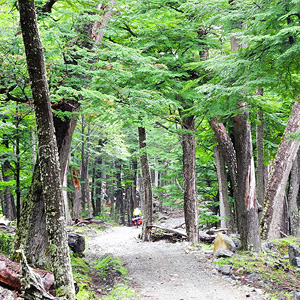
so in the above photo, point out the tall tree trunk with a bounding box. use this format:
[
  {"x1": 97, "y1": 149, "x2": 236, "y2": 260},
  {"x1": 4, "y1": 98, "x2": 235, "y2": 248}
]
[
  {"x1": 287, "y1": 151, "x2": 300, "y2": 236},
  {"x1": 256, "y1": 107, "x2": 265, "y2": 219},
  {"x1": 181, "y1": 116, "x2": 199, "y2": 244},
  {"x1": 209, "y1": 119, "x2": 238, "y2": 229},
  {"x1": 213, "y1": 145, "x2": 234, "y2": 232},
  {"x1": 138, "y1": 127, "x2": 153, "y2": 241},
  {"x1": 261, "y1": 101, "x2": 300, "y2": 240},
  {"x1": 80, "y1": 115, "x2": 86, "y2": 212},
  {"x1": 85, "y1": 123, "x2": 92, "y2": 219},
  {"x1": 115, "y1": 160, "x2": 125, "y2": 224},
  {"x1": 233, "y1": 103, "x2": 261, "y2": 251},
  {"x1": 18, "y1": 0, "x2": 75, "y2": 297}
]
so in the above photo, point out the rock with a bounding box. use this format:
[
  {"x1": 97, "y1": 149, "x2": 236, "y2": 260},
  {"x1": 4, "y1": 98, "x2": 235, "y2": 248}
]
[
  {"x1": 218, "y1": 265, "x2": 232, "y2": 275},
  {"x1": 291, "y1": 257, "x2": 300, "y2": 267},
  {"x1": 262, "y1": 242, "x2": 273, "y2": 251},
  {"x1": 246, "y1": 273, "x2": 258, "y2": 281},
  {"x1": 212, "y1": 269, "x2": 218, "y2": 275},
  {"x1": 213, "y1": 233, "x2": 236, "y2": 255},
  {"x1": 289, "y1": 244, "x2": 300, "y2": 266},
  {"x1": 294, "y1": 291, "x2": 300, "y2": 300},
  {"x1": 68, "y1": 233, "x2": 85, "y2": 253},
  {"x1": 214, "y1": 249, "x2": 234, "y2": 258}
]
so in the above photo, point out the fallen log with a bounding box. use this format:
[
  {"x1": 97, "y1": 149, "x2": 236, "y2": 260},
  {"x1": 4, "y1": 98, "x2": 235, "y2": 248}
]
[
  {"x1": 205, "y1": 228, "x2": 228, "y2": 235},
  {"x1": 0, "y1": 253, "x2": 55, "y2": 296},
  {"x1": 199, "y1": 231, "x2": 216, "y2": 243},
  {"x1": 146, "y1": 225, "x2": 187, "y2": 238},
  {"x1": 73, "y1": 218, "x2": 111, "y2": 226}
]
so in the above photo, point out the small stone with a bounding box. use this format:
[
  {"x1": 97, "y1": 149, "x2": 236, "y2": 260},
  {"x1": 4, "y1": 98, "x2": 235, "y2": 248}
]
[
  {"x1": 289, "y1": 244, "x2": 300, "y2": 265},
  {"x1": 294, "y1": 291, "x2": 300, "y2": 300},
  {"x1": 212, "y1": 269, "x2": 218, "y2": 275},
  {"x1": 292, "y1": 257, "x2": 300, "y2": 267},
  {"x1": 218, "y1": 264, "x2": 232, "y2": 275},
  {"x1": 214, "y1": 249, "x2": 234, "y2": 258},
  {"x1": 246, "y1": 273, "x2": 257, "y2": 281}
]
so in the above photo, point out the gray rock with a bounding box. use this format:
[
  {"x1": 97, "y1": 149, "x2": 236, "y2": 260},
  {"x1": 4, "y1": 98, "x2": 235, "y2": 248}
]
[
  {"x1": 218, "y1": 264, "x2": 232, "y2": 275},
  {"x1": 212, "y1": 269, "x2": 218, "y2": 275},
  {"x1": 294, "y1": 291, "x2": 300, "y2": 300},
  {"x1": 247, "y1": 273, "x2": 257, "y2": 281},
  {"x1": 291, "y1": 257, "x2": 300, "y2": 267},
  {"x1": 289, "y1": 244, "x2": 300, "y2": 265},
  {"x1": 214, "y1": 249, "x2": 234, "y2": 258}
]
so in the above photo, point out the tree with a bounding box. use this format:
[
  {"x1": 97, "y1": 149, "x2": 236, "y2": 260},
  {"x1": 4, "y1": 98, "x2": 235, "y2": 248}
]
[
  {"x1": 18, "y1": 0, "x2": 75, "y2": 297},
  {"x1": 261, "y1": 101, "x2": 300, "y2": 240},
  {"x1": 138, "y1": 127, "x2": 153, "y2": 241}
]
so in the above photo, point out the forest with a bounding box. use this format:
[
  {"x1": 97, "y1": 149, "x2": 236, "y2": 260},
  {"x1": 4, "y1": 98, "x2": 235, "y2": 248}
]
[{"x1": 1, "y1": 0, "x2": 300, "y2": 299}]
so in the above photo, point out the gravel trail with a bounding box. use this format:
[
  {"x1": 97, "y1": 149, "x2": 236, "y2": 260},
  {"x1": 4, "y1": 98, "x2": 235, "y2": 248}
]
[{"x1": 86, "y1": 219, "x2": 265, "y2": 300}]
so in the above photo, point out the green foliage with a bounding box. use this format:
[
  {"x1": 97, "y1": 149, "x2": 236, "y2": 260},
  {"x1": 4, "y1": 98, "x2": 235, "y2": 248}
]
[
  {"x1": 0, "y1": 232, "x2": 14, "y2": 256},
  {"x1": 94, "y1": 255, "x2": 127, "y2": 276},
  {"x1": 70, "y1": 254, "x2": 95, "y2": 300},
  {"x1": 103, "y1": 283, "x2": 137, "y2": 300}
]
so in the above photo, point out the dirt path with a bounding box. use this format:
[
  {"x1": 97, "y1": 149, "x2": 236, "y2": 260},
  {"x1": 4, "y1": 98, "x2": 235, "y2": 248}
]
[{"x1": 86, "y1": 219, "x2": 266, "y2": 300}]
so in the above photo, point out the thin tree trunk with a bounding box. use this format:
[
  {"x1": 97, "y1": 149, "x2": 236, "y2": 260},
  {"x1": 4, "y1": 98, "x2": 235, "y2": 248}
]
[
  {"x1": 18, "y1": 0, "x2": 75, "y2": 297},
  {"x1": 80, "y1": 115, "x2": 86, "y2": 212},
  {"x1": 261, "y1": 100, "x2": 300, "y2": 240},
  {"x1": 287, "y1": 151, "x2": 300, "y2": 236},
  {"x1": 72, "y1": 168, "x2": 82, "y2": 219},
  {"x1": 256, "y1": 107, "x2": 265, "y2": 219},
  {"x1": 213, "y1": 145, "x2": 234, "y2": 232},
  {"x1": 233, "y1": 103, "x2": 261, "y2": 251},
  {"x1": 181, "y1": 116, "x2": 199, "y2": 244},
  {"x1": 138, "y1": 127, "x2": 153, "y2": 241}
]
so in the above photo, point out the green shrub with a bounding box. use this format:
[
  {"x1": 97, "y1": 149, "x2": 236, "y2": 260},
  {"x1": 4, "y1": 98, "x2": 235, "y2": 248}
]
[{"x1": 0, "y1": 232, "x2": 14, "y2": 255}]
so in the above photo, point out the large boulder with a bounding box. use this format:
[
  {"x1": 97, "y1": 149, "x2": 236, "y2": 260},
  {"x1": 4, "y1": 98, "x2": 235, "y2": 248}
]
[
  {"x1": 289, "y1": 244, "x2": 300, "y2": 267},
  {"x1": 213, "y1": 233, "x2": 236, "y2": 255}
]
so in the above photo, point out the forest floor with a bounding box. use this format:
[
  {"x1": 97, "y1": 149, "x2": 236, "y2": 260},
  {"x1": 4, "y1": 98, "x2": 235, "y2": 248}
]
[{"x1": 81, "y1": 211, "x2": 268, "y2": 300}]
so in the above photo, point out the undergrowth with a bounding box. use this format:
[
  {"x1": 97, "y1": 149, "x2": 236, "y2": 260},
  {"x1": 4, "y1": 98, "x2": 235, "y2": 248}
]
[
  {"x1": 0, "y1": 232, "x2": 14, "y2": 256},
  {"x1": 211, "y1": 238, "x2": 300, "y2": 300},
  {"x1": 71, "y1": 253, "x2": 136, "y2": 300}
]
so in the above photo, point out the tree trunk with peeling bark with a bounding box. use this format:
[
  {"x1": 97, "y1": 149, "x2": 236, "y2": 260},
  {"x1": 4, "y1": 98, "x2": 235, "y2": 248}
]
[
  {"x1": 287, "y1": 151, "x2": 300, "y2": 236},
  {"x1": 209, "y1": 119, "x2": 238, "y2": 229},
  {"x1": 213, "y1": 145, "x2": 234, "y2": 232},
  {"x1": 18, "y1": 0, "x2": 75, "y2": 298},
  {"x1": 261, "y1": 101, "x2": 300, "y2": 239},
  {"x1": 233, "y1": 103, "x2": 261, "y2": 251},
  {"x1": 138, "y1": 127, "x2": 153, "y2": 241},
  {"x1": 181, "y1": 116, "x2": 199, "y2": 244}
]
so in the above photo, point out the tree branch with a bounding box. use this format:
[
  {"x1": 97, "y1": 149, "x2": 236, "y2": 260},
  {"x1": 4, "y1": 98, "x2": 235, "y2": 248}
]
[{"x1": 120, "y1": 23, "x2": 137, "y2": 37}]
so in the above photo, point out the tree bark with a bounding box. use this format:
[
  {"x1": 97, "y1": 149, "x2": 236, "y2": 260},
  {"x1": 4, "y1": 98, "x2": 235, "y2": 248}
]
[
  {"x1": 181, "y1": 116, "x2": 199, "y2": 244},
  {"x1": 209, "y1": 119, "x2": 238, "y2": 199},
  {"x1": 18, "y1": 0, "x2": 75, "y2": 298},
  {"x1": 261, "y1": 100, "x2": 300, "y2": 240},
  {"x1": 213, "y1": 145, "x2": 234, "y2": 232},
  {"x1": 287, "y1": 151, "x2": 300, "y2": 236},
  {"x1": 138, "y1": 127, "x2": 153, "y2": 241},
  {"x1": 233, "y1": 103, "x2": 261, "y2": 251},
  {"x1": 72, "y1": 167, "x2": 82, "y2": 219},
  {"x1": 256, "y1": 107, "x2": 265, "y2": 220}
]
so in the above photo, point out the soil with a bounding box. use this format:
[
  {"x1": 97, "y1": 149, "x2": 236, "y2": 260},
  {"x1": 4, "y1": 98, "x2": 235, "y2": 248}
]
[{"x1": 85, "y1": 214, "x2": 267, "y2": 300}]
